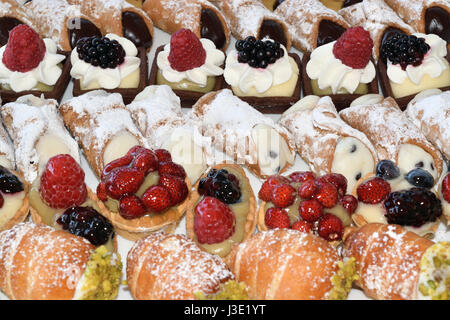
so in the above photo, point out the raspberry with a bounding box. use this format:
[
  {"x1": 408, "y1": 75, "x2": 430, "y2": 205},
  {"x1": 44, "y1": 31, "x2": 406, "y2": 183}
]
[
  {"x1": 332, "y1": 26, "x2": 373, "y2": 69},
  {"x1": 2, "y1": 24, "x2": 45, "y2": 72},
  {"x1": 271, "y1": 183, "x2": 296, "y2": 208},
  {"x1": 104, "y1": 167, "x2": 145, "y2": 200},
  {"x1": 119, "y1": 195, "x2": 147, "y2": 220},
  {"x1": 316, "y1": 173, "x2": 347, "y2": 197},
  {"x1": 317, "y1": 214, "x2": 344, "y2": 241},
  {"x1": 39, "y1": 155, "x2": 87, "y2": 209},
  {"x1": 264, "y1": 207, "x2": 290, "y2": 229},
  {"x1": 442, "y1": 174, "x2": 450, "y2": 202},
  {"x1": 340, "y1": 194, "x2": 358, "y2": 214},
  {"x1": 313, "y1": 182, "x2": 338, "y2": 208},
  {"x1": 288, "y1": 171, "x2": 315, "y2": 183},
  {"x1": 298, "y1": 179, "x2": 317, "y2": 199},
  {"x1": 141, "y1": 185, "x2": 173, "y2": 213},
  {"x1": 357, "y1": 177, "x2": 391, "y2": 204},
  {"x1": 158, "y1": 174, "x2": 189, "y2": 206},
  {"x1": 168, "y1": 28, "x2": 206, "y2": 72},
  {"x1": 194, "y1": 196, "x2": 235, "y2": 244},
  {"x1": 158, "y1": 161, "x2": 187, "y2": 179},
  {"x1": 291, "y1": 220, "x2": 312, "y2": 233},
  {"x1": 258, "y1": 175, "x2": 290, "y2": 202},
  {"x1": 299, "y1": 199, "x2": 323, "y2": 222}
]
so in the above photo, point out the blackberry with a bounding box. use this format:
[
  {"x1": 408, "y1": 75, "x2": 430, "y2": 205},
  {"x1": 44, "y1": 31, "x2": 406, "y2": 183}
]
[
  {"x1": 57, "y1": 206, "x2": 114, "y2": 246},
  {"x1": 198, "y1": 169, "x2": 241, "y2": 204},
  {"x1": 0, "y1": 166, "x2": 24, "y2": 194},
  {"x1": 76, "y1": 36, "x2": 126, "y2": 69},
  {"x1": 380, "y1": 33, "x2": 430, "y2": 70},
  {"x1": 383, "y1": 187, "x2": 442, "y2": 227},
  {"x1": 405, "y1": 168, "x2": 434, "y2": 189},
  {"x1": 235, "y1": 37, "x2": 284, "y2": 69}
]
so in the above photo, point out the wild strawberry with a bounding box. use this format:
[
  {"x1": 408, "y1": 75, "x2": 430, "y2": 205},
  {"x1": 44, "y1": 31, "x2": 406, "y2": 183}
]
[
  {"x1": 158, "y1": 161, "x2": 186, "y2": 179},
  {"x1": 271, "y1": 183, "x2": 296, "y2": 208},
  {"x1": 316, "y1": 173, "x2": 347, "y2": 197},
  {"x1": 317, "y1": 214, "x2": 344, "y2": 241},
  {"x1": 264, "y1": 207, "x2": 290, "y2": 229},
  {"x1": 299, "y1": 199, "x2": 323, "y2": 222},
  {"x1": 119, "y1": 195, "x2": 147, "y2": 220},
  {"x1": 104, "y1": 167, "x2": 145, "y2": 200},
  {"x1": 158, "y1": 174, "x2": 189, "y2": 206},
  {"x1": 340, "y1": 194, "x2": 358, "y2": 214},
  {"x1": 96, "y1": 182, "x2": 108, "y2": 201},
  {"x1": 127, "y1": 145, "x2": 146, "y2": 157},
  {"x1": 313, "y1": 182, "x2": 338, "y2": 208},
  {"x1": 168, "y1": 28, "x2": 206, "y2": 72},
  {"x1": 102, "y1": 154, "x2": 133, "y2": 179},
  {"x1": 291, "y1": 220, "x2": 312, "y2": 233},
  {"x1": 258, "y1": 175, "x2": 290, "y2": 202},
  {"x1": 0, "y1": 194, "x2": 4, "y2": 209},
  {"x1": 289, "y1": 171, "x2": 315, "y2": 183},
  {"x1": 194, "y1": 196, "x2": 235, "y2": 244},
  {"x1": 332, "y1": 26, "x2": 373, "y2": 69},
  {"x1": 442, "y1": 173, "x2": 450, "y2": 202},
  {"x1": 132, "y1": 148, "x2": 158, "y2": 174},
  {"x1": 357, "y1": 177, "x2": 391, "y2": 204},
  {"x1": 154, "y1": 149, "x2": 172, "y2": 163},
  {"x1": 298, "y1": 179, "x2": 317, "y2": 199},
  {"x1": 141, "y1": 185, "x2": 173, "y2": 213}
]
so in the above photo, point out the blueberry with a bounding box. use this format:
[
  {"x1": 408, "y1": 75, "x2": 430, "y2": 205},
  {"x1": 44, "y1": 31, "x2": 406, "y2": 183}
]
[
  {"x1": 0, "y1": 166, "x2": 24, "y2": 194},
  {"x1": 376, "y1": 160, "x2": 400, "y2": 180},
  {"x1": 197, "y1": 169, "x2": 241, "y2": 204},
  {"x1": 405, "y1": 168, "x2": 434, "y2": 189}
]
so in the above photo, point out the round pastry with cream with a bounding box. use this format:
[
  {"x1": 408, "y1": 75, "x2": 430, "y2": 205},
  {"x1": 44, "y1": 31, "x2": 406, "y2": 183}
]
[
  {"x1": 0, "y1": 166, "x2": 28, "y2": 232},
  {"x1": 156, "y1": 28, "x2": 225, "y2": 94},
  {"x1": 306, "y1": 26, "x2": 376, "y2": 95},
  {"x1": 224, "y1": 36, "x2": 299, "y2": 97},
  {"x1": 380, "y1": 32, "x2": 450, "y2": 98},
  {"x1": 70, "y1": 34, "x2": 141, "y2": 90},
  {"x1": 439, "y1": 171, "x2": 450, "y2": 224},
  {"x1": 0, "y1": 24, "x2": 65, "y2": 92}
]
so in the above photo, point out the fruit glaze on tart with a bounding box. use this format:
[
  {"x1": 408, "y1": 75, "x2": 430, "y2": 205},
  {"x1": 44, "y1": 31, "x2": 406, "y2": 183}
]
[
  {"x1": 186, "y1": 164, "x2": 257, "y2": 258},
  {"x1": 0, "y1": 166, "x2": 28, "y2": 232},
  {"x1": 95, "y1": 146, "x2": 191, "y2": 241}
]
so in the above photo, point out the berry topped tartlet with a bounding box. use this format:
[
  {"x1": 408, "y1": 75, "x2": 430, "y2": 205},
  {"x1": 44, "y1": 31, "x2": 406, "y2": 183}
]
[
  {"x1": 223, "y1": 36, "x2": 300, "y2": 113},
  {"x1": 186, "y1": 164, "x2": 257, "y2": 258},
  {"x1": 71, "y1": 34, "x2": 147, "y2": 104},
  {"x1": 150, "y1": 28, "x2": 225, "y2": 107},
  {"x1": 95, "y1": 146, "x2": 191, "y2": 241},
  {"x1": 0, "y1": 24, "x2": 70, "y2": 103},
  {"x1": 440, "y1": 172, "x2": 450, "y2": 224},
  {"x1": 378, "y1": 32, "x2": 450, "y2": 109},
  {"x1": 29, "y1": 154, "x2": 116, "y2": 251},
  {"x1": 304, "y1": 26, "x2": 378, "y2": 110}
]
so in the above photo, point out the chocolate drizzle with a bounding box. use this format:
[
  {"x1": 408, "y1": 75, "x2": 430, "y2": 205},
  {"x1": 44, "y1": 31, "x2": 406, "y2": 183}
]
[
  {"x1": 425, "y1": 7, "x2": 449, "y2": 44},
  {"x1": 342, "y1": 0, "x2": 363, "y2": 8},
  {"x1": 200, "y1": 8, "x2": 226, "y2": 50},
  {"x1": 273, "y1": 0, "x2": 285, "y2": 11},
  {"x1": 317, "y1": 20, "x2": 346, "y2": 47},
  {"x1": 68, "y1": 18, "x2": 102, "y2": 49},
  {"x1": 0, "y1": 17, "x2": 23, "y2": 46},
  {"x1": 122, "y1": 11, "x2": 153, "y2": 50},
  {"x1": 259, "y1": 19, "x2": 288, "y2": 48}
]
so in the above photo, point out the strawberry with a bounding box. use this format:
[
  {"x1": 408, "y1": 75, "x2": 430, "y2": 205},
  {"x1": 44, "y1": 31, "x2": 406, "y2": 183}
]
[
  {"x1": 102, "y1": 154, "x2": 133, "y2": 179},
  {"x1": 154, "y1": 149, "x2": 172, "y2": 163},
  {"x1": 313, "y1": 182, "x2": 338, "y2": 208},
  {"x1": 298, "y1": 179, "x2": 317, "y2": 199},
  {"x1": 317, "y1": 214, "x2": 344, "y2": 241},
  {"x1": 194, "y1": 196, "x2": 235, "y2": 244},
  {"x1": 258, "y1": 175, "x2": 290, "y2": 202},
  {"x1": 289, "y1": 171, "x2": 315, "y2": 183},
  {"x1": 132, "y1": 148, "x2": 159, "y2": 174},
  {"x1": 271, "y1": 183, "x2": 296, "y2": 208},
  {"x1": 104, "y1": 167, "x2": 145, "y2": 200},
  {"x1": 264, "y1": 207, "x2": 290, "y2": 229},
  {"x1": 96, "y1": 182, "x2": 108, "y2": 201},
  {"x1": 442, "y1": 173, "x2": 450, "y2": 202},
  {"x1": 119, "y1": 195, "x2": 147, "y2": 219},
  {"x1": 356, "y1": 177, "x2": 391, "y2": 204},
  {"x1": 299, "y1": 199, "x2": 323, "y2": 222},
  {"x1": 340, "y1": 194, "x2": 358, "y2": 214},
  {"x1": 291, "y1": 220, "x2": 312, "y2": 233},
  {"x1": 158, "y1": 161, "x2": 187, "y2": 179},
  {"x1": 316, "y1": 173, "x2": 347, "y2": 197},
  {"x1": 141, "y1": 185, "x2": 173, "y2": 213},
  {"x1": 158, "y1": 174, "x2": 189, "y2": 205}
]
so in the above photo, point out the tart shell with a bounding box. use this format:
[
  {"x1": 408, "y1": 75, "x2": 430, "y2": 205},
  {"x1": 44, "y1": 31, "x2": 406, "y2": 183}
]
[{"x1": 0, "y1": 170, "x2": 30, "y2": 232}]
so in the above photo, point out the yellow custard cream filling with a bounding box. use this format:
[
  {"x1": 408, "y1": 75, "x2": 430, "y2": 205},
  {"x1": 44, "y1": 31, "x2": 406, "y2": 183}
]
[
  {"x1": 231, "y1": 57, "x2": 299, "y2": 97},
  {"x1": 311, "y1": 79, "x2": 369, "y2": 96},
  {"x1": 156, "y1": 69, "x2": 217, "y2": 93},
  {"x1": 0, "y1": 191, "x2": 25, "y2": 228},
  {"x1": 80, "y1": 68, "x2": 140, "y2": 90},
  {"x1": 320, "y1": 0, "x2": 344, "y2": 11}
]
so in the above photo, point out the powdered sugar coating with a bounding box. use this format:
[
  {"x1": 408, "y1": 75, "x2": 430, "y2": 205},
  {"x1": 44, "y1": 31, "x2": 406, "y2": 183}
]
[{"x1": 0, "y1": 122, "x2": 15, "y2": 170}]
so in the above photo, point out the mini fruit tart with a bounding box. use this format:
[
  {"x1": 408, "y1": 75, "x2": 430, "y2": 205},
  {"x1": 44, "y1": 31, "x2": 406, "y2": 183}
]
[
  {"x1": 378, "y1": 32, "x2": 450, "y2": 109},
  {"x1": 257, "y1": 171, "x2": 357, "y2": 245},
  {"x1": 149, "y1": 28, "x2": 225, "y2": 107},
  {"x1": 351, "y1": 160, "x2": 443, "y2": 238},
  {"x1": 223, "y1": 36, "x2": 300, "y2": 113},
  {"x1": 0, "y1": 166, "x2": 29, "y2": 232},
  {"x1": 94, "y1": 146, "x2": 192, "y2": 241},
  {"x1": 0, "y1": 24, "x2": 71, "y2": 103},
  {"x1": 186, "y1": 164, "x2": 257, "y2": 258},
  {"x1": 29, "y1": 154, "x2": 116, "y2": 251},
  {"x1": 303, "y1": 26, "x2": 379, "y2": 111},
  {"x1": 71, "y1": 34, "x2": 147, "y2": 104}
]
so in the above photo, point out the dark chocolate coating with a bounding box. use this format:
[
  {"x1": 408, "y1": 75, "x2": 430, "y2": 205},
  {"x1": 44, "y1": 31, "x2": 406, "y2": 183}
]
[
  {"x1": 68, "y1": 18, "x2": 102, "y2": 49},
  {"x1": 380, "y1": 26, "x2": 406, "y2": 56},
  {"x1": 273, "y1": 0, "x2": 285, "y2": 11},
  {"x1": 0, "y1": 17, "x2": 23, "y2": 46},
  {"x1": 122, "y1": 11, "x2": 153, "y2": 50},
  {"x1": 201, "y1": 8, "x2": 226, "y2": 50},
  {"x1": 317, "y1": 20, "x2": 346, "y2": 47},
  {"x1": 259, "y1": 19, "x2": 288, "y2": 48},
  {"x1": 425, "y1": 6, "x2": 449, "y2": 44},
  {"x1": 342, "y1": 0, "x2": 363, "y2": 8}
]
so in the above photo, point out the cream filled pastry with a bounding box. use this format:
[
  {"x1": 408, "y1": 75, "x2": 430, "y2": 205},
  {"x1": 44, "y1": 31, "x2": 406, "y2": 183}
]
[
  {"x1": 0, "y1": 24, "x2": 65, "y2": 92},
  {"x1": 0, "y1": 166, "x2": 28, "y2": 232},
  {"x1": 70, "y1": 34, "x2": 141, "y2": 90},
  {"x1": 224, "y1": 37, "x2": 298, "y2": 97}
]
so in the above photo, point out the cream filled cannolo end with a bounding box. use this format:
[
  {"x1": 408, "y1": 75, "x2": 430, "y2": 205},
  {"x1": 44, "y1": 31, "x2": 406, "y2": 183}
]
[
  {"x1": 35, "y1": 134, "x2": 73, "y2": 173},
  {"x1": 397, "y1": 144, "x2": 439, "y2": 182},
  {"x1": 103, "y1": 132, "x2": 140, "y2": 167}
]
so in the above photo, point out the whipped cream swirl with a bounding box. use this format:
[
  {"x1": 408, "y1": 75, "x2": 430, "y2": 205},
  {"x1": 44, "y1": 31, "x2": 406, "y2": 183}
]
[
  {"x1": 306, "y1": 41, "x2": 376, "y2": 94},
  {"x1": 0, "y1": 39, "x2": 65, "y2": 92},
  {"x1": 70, "y1": 34, "x2": 141, "y2": 90},
  {"x1": 224, "y1": 41, "x2": 293, "y2": 94},
  {"x1": 387, "y1": 33, "x2": 448, "y2": 85},
  {"x1": 157, "y1": 38, "x2": 224, "y2": 87}
]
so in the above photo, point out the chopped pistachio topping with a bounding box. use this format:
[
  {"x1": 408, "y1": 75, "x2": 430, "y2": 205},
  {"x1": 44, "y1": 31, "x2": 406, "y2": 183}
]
[
  {"x1": 327, "y1": 257, "x2": 359, "y2": 300},
  {"x1": 418, "y1": 242, "x2": 449, "y2": 300},
  {"x1": 195, "y1": 280, "x2": 249, "y2": 300}
]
